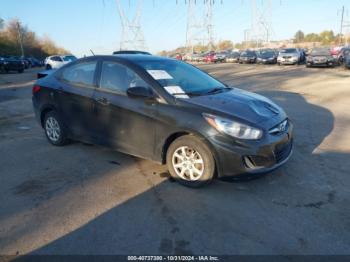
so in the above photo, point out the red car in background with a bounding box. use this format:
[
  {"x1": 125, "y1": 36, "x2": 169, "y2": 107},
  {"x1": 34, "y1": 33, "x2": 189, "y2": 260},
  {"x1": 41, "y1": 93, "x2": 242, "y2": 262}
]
[
  {"x1": 175, "y1": 54, "x2": 182, "y2": 60},
  {"x1": 204, "y1": 52, "x2": 216, "y2": 63}
]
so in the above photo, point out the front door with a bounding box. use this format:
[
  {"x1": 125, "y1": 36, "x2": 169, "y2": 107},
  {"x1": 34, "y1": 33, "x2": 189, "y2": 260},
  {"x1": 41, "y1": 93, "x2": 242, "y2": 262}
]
[{"x1": 92, "y1": 61, "x2": 158, "y2": 159}]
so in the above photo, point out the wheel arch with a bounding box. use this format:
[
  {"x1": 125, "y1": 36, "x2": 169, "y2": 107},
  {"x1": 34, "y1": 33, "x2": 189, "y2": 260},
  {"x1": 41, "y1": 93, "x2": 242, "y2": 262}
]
[
  {"x1": 40, "y1": 105, "x2": 57, "y2": 127},
  {"x1": 161, "y1": 130, "x2": 221, "y2": 178}
]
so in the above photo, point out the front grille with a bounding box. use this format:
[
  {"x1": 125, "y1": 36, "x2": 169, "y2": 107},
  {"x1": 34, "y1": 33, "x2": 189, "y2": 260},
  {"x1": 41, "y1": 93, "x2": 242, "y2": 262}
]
[
  {"x1": 269, "y1": 119, "x2": 289, "y2": 135},
  {"x1": 274, "y1": 140, "x2": 293, "y2": 163}
]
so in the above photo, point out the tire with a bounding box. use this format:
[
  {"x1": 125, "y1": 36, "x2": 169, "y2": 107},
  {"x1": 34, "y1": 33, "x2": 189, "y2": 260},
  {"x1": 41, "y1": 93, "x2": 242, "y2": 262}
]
[
  {"x1": 166, "y1": 135, "x2": 215, "y2": 188},
  {"x1": 43, "y1": 111, "x2": 68, "y2": 146},
  {"x1": 18, "y1": 69, "x2": 24, "y2": 73},
  {"x1": 46, "y1": 64, "x2": 52, "y2": 70}
]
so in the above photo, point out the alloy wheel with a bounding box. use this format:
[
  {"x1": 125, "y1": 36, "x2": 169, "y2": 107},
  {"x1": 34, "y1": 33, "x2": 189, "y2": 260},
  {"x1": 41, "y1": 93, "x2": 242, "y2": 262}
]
[
  {"x1": 45, "y1": 116, "x2": 60, "y2": 142},
  {"x1": 172, "y1": 146, "x2": 204, "y2": 181}
]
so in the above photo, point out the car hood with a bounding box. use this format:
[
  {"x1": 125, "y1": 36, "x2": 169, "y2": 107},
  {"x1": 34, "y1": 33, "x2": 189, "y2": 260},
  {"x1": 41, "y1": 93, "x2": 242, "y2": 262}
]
[{"x1": 184, "y1": 88, "x2": 286, "y2": 127}]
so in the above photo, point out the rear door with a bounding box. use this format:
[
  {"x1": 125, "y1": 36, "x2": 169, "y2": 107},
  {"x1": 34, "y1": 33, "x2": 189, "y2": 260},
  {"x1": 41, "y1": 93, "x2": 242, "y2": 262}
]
[
  {"x1": 56, "y1": 60, "x2": 98, "y2": 142},
  {"x1": 92, "y1": 60, "x2": 158, "y2": 159}
]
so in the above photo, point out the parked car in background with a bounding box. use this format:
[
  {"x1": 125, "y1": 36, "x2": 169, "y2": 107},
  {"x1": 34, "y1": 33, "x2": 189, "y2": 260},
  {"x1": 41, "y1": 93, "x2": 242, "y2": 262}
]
[
  {"x1": 256, "y1": 49, "x2": 277, "y2": 64},
  {"x1": 29, "y1": 57, "x2": 42, "y2": 67},
  {"x1": 343, "y1": 50, "x2": 350, "y2": 69},
  {"x1": 239, "y1": 50, "x2": 257, "y2": 64},
  {"x1": 277, "y1": 48, "x2": 302, "y2": 65},
  {"x1": 215, "y1": 51, "x2": 228, "y2": 62},
  {"x1": 330, "y1": 46, "x2": 343, "y2": 59},
  {"x1": 306, "y1": 48, "x2": 335, "y2": 68},
  {"x1": 32, "y1": 54, "x2": 293, "y2": 187},
  {"x1": 45, "y1": 55, "x2": 77, "y2": 70},
  {"x1": 225, "y1": 51, "x2": 240, "y2": 63},
  {"x1": 336, "y1": 46, "x2": 350, "y2": 65},
  {"x1": 174, "y1": 53, "x2": 183, "y2": 60},
  {"x1": 0, "y1": 56, "x2": 25, "y2": 73},
  {"x1": 191, "y1": 53, "x2": 202, "y2": 62}
]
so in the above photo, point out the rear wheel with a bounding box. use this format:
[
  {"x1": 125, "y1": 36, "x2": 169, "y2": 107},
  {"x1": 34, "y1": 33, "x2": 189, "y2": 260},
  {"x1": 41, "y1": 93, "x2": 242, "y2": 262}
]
[
  {"x1": 18, "y1": 69, "x2": 24, "y2": 73},
  {"x1": 166, "y1": 135, "x2": 215, "y2": 188},
  {"x1": 43, "y1": 111, "x2": 68, "y2": 146}
]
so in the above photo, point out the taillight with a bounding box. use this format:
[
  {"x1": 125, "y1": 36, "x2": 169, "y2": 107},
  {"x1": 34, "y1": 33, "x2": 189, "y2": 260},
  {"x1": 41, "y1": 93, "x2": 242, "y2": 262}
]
[{"x1": 32, "y1": 85, "x2": 41, "y2": 95}]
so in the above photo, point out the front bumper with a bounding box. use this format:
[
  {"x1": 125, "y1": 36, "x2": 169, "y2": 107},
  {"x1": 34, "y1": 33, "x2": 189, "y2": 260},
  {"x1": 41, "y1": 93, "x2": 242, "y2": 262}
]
[
  {"x1": 278, "y1": 59, "x2": 298, "y2": 65},
  {"x1": 208, "y1": 121, "x2": 294, "y2": 177},
  {"x1": 240, "y1": 58, "x2": 256, "y2": 63},
  {"x1": 257, "y1": 59, "x2": 276, "y2": 64},
  {"x1": 307, "y1": 60, "x2": 334, "y2": 67}
]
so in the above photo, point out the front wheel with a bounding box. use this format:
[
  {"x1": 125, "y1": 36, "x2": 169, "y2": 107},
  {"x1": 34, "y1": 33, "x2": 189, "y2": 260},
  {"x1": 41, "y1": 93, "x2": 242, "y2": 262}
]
[{"x1": 166, "y1": 135, "x2": 215, "y2": 188}]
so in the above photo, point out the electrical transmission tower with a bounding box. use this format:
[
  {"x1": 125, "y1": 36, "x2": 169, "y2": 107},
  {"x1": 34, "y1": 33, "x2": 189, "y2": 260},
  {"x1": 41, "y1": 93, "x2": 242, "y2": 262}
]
[
  {"x1": 249, "y1": 0, "x2": 273, "y2": 47},
  {"x1": 116, "y1": 0, "x2": 147, "y2": 51},
  {"x1": 185, "y1": 0, "x2": 215, "y2": 53}
]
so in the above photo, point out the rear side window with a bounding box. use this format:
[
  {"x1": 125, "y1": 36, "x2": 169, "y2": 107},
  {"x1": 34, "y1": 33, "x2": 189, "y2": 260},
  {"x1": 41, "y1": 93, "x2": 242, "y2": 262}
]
[
  {"x1": 51, "y1": 56, "x2": 63, "y2": 62},
  {"x1": 61, "y1": 62, "x2": 97, "y2": 87},
  {"x1": 99, "y1": 61, "x2": 148, "y2": 95}
]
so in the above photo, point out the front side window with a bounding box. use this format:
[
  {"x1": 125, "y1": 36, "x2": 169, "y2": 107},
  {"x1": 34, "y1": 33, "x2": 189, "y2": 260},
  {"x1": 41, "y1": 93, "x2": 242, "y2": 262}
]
[
  {"x1": 51, "y1": 56, "x2": 63, "y2": 62},
  {"x1": 99, "y1": 61, "x2": 149, "y2": 95},
  {"x1": 61, "y1": 62, "x2": 97, "y2": 87}
]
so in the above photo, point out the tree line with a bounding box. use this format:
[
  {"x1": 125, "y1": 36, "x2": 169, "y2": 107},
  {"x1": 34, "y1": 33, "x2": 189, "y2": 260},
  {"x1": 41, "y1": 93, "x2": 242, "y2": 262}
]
[
  {"x1": 0, "y1": 17, "x2": 70, "y2": 59},
  {"x1": 293, "y1": 30, "x2": 348, "y2": 45},
  {"x1": 159, "y1": 29, "x2": 350, "y2": 56}
]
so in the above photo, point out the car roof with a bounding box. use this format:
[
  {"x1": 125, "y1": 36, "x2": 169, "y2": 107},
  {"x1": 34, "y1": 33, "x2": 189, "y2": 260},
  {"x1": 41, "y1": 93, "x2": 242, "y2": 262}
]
[{"x1": 84, "y1": 54, "x2": 172, "y2": 63}]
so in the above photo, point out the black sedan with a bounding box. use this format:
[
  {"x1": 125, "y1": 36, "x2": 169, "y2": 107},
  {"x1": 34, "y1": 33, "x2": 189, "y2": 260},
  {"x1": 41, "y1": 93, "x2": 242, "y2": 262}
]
[
  {"x1": 256, "y1": 50, "x2": 277, "y2": 64},
  {"x1": 32, "y1": 55, "x2": 293, "y2": 187},
  {"x1": 0, "y1": 56, "x2": 25, "y2": 73},
  {"x1": 306, "y1": 48, "x2": 336, "y2": 68},
  {"x1": 345, "y1": 52, "x2": 350, "y2": 69},
  {"x1": 239, "y1": 50, "x2": 257, "y2": 64}
]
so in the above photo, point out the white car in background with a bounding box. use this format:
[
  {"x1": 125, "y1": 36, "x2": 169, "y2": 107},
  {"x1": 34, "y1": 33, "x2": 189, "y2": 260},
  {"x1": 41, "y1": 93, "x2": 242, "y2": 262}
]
[
  {"x1": 44, "y1": 55, "x2": 77, "y2": 70},
  {"x1": 277, "y1": 48, "x2": 302, "y2": 65}
]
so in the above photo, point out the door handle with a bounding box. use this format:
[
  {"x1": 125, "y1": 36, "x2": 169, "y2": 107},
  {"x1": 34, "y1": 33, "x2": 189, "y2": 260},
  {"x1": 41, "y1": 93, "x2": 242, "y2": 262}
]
[{"x1": 95, "y1": 97, "x2": 110, "y2": 106}]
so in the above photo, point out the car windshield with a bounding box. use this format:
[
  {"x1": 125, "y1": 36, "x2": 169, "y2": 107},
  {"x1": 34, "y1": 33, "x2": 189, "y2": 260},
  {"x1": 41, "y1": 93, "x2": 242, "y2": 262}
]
[
  {"x1": 311, "y1": 49, "x2": 331, "y2": 56},
  {"x1": 280, "y1": 48, "x2": 297, "y2": 53},
  {"x1": 241, "y1": 51, "x2": 255, "y2": 56},
  {"x1": 63, "y1": 55, "x2": 77, "y2": 62},
  {"x1": 135, "y1": 59, "x2": 227, "y2": 96},
  {"x1": 259, "y1": 50, "x2": 275, "y2": 56}
]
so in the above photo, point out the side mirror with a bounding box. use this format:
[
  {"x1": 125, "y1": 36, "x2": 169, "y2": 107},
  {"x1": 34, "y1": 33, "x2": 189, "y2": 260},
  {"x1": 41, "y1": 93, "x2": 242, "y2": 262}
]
[{"x1": 127, "y1": 86, "x2": 155, "y2": 99}]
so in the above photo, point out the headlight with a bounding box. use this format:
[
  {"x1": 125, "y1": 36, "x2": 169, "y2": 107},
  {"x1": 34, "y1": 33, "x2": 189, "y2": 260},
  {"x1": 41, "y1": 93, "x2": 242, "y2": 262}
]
[{"x1": 203, "y1": 114, "x2": 263, "y2": 140}]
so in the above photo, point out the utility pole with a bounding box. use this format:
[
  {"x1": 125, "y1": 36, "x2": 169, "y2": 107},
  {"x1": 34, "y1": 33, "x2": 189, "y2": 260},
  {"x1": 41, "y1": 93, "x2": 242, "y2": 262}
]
[
  {"x1": 16, "y1": 21, "x2": 24, "y2": 57},
  {"x1": 340, "y1": 6, "x2": 344, "y2": 45},
  {"x1": 116, "y1": 0, "x2": 146, "y2": 51}
]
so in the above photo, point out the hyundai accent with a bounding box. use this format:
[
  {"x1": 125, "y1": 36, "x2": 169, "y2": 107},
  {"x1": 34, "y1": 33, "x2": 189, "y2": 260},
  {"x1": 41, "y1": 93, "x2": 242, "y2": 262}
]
[{"x1": 32, "y1": 55, "x2": 293, "y2": 187}]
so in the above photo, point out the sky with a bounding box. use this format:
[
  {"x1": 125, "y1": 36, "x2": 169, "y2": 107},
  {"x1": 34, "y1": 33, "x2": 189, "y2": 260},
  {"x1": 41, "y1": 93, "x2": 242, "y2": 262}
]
[{"x1": 1, "y1": 0, "x2": 349, "y2": 57}]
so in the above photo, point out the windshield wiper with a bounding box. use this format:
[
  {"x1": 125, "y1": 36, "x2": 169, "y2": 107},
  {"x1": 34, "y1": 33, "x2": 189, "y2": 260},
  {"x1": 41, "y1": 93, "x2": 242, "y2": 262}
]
[
  {"x1": 205, "y1": 87, "x2": 232, "y2": 95},
  {"x1": 171, "y1": 92, "x2": 203, "y2": 97}
]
